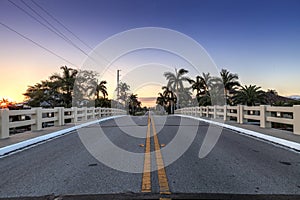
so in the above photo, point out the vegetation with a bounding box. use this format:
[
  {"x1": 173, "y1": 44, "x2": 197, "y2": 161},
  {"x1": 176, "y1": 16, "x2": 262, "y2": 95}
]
[
  {"x1": 22, "y1": 66, "x2": 148, "y2": 115},
  {"x1": 164, "y1": 68, "x2": 190, "y2": 109},
  {"x1": 188, "y1": 72, "x2": 215, "y2": 106},
  {"x1": 232, "y1": 85, "x2": 265, "y2": 106},
  {"x1": 157, "y1": 68, "x2": 299, "y2": 114},
  {"x1": 49, "y1": 66, "x2": 78, "y2": 107},
  {"x1": 13, "y1": 65, "x2": 300, "y2": 114},
  {"x1": 23, "y1": 80, "x2": 62, "y2": 107},
  {"x1": 157, "y1": 86, "x2": 177, "y2": 114},
  {"x1": 128, "y1": 94, "x2": 142, "y2": 115},
  {"x1": 23, "y1": 66, "x2": 109, "y2": 108},
  {"x1": 219, "y1": 69, "x2": 240, "y2": 104},
  {"x1": 116, "y1": 82, "x2": 131, "y2": 104}
]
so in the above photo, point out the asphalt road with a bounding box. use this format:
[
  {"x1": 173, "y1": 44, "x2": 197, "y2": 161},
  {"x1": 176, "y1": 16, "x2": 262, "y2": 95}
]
[{"x1": 0, "y1": 115, "x2": 300, "y2": 199}]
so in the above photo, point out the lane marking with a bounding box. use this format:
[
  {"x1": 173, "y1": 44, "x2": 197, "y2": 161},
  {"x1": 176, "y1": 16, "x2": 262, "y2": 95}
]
[
  {"x1": 151, "y1": 115, "x2": 171, "y2": 195},
  {"x1": 141, "y1": 115, "x2": 151, "y2": 192}
]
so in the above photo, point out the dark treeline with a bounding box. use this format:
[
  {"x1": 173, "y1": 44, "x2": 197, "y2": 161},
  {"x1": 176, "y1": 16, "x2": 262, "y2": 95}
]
[
  {"x1": 157, "y1": 68, "x2": 300, "y2": 114},
  {"x1": 23, "y1": 66, "x2": 110, "y2": 108},
  {"x1": 23, "y1": 66, "x2": 147, "y2": 115}
]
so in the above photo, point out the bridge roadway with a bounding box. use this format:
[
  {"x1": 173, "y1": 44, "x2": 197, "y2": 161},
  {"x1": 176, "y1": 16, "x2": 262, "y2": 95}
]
[{"x1": 0, "y1": 114, "x2": 300, "y2": 199}]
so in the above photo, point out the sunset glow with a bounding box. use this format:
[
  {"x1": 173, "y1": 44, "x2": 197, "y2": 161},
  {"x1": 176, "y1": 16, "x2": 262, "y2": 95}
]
[
  {"x1": 0, "y1": 0, "x2": 300, "y2": 103},
  {"x1": 0, "y1": 97, "x2": 15, "y2": 108}
]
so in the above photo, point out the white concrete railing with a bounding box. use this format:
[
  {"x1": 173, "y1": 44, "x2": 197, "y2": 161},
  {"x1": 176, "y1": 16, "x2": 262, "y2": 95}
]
[
  {"x1": 175, "y1": 105, "x2": 300, "y2": 135},
  {"x1": 0, "y1": 107, "x2": 127, "y2": 139}
]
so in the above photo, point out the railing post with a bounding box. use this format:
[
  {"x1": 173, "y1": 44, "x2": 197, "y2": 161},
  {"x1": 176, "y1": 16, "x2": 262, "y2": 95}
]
[
  {"x1": 99, "y1": 108, "x2": 102, "y2": 118},
  {"x1": 238, "y1": 105, "x2": 244, "y2": 124},
  {"x1": 213, "y1": 105, "x2": 217, "y2": 119},
  {"x1": 72, "y1": 107, "x2": 78, "y2": 123},
  {"x1": 31, "y1": 107, "x2": 42, "y2": 131},
  {"x1": 260, "y1": 105, "x2": 271, "y2": 128},
  {"x1": 223, "y1": 105, "x2": 227, "y2": 121},
  {"x1": 0, "y1": 109, "x2": 10, "y2": 139},
  {"x1": 61, "y1": 107, "x2": 65, "y2": 126},
  {"x1": 206, "y1": 106, "x2": 209, "y2": 117},
  {"x1": 91, "y1": 107, "x2": 95, "y2": 119},
  {"x1": 83, "y1": 107, "x2": 88, "y2": 121},
  {"x1": 293, "y1": 105, "x2": 300, "y2": 135},
  {"x1": 54, "y1": 107, "x2": 63, "y2": 126},
  {"x1": 96, "y1": 108, "x2": 100, "y2": 118}
]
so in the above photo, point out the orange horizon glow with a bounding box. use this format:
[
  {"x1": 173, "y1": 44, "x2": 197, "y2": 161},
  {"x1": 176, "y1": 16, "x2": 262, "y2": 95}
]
[{"x1": 0, "y1": 97, "x2": 16, "y2": 108}]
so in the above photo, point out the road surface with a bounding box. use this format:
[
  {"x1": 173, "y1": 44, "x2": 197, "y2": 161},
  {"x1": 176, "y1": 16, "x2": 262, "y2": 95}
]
[{"x1": 0, "y1": 114, "x2": 299, "y2": 199}]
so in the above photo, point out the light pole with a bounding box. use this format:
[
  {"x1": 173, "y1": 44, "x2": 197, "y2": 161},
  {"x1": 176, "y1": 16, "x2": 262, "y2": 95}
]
[{"x1": 117, "y1": 69, "x2": 121, "y2": 107}]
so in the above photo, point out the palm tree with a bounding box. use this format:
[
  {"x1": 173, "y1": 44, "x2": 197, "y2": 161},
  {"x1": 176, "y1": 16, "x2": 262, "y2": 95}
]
[
  {"x1": 128, "y1": 94, "x2": 141, "y2": 115},
  {"x1": 116, "y1": 82, "x2": 130, "y2": 107},
  {"x1": 162, "y1": 86, "x2": 177, "y2": 114},
  {"x1": 179, "y1": 87, "x2": 193, "y2": 107},
  {"x1": 220, "y1": 69, "x2": 240, "y2": 103},
  {"x1": 87, "y1": 80, "x2": 109, "y2": 108},
  {"x1": 188, "y1": 72, "x2": 216, "y2": 106},
  {"x1": 233, "y1": 85, "x2": 265, "y2": 106},
  {"x1": 188, "y1": 75, "x2": 202, "y2": 96},
  {"x1": 164, "y1": 68, "x2": 190, "y2": 109},
  {"x1": 188, "y1": 72, "x2": 213, "y2": 97},
  {"x1": 201, "y1": 72, "x2": 213, "y2": 93},
  {"x1": 50, "y1": 66, "x2": 78, "y2": 107},
  {"x1": 95, "y1": 80, "x2": 108, "y2": 100},
  {"x1": 156, "y1": 92, "x2": 167, "y2": 107},
  {"x1": 23, "y1": 80, "x2": 62, "y2": 107},
  {"x1": 197, "y1": 93, "x2": 212, "y2": 106}
]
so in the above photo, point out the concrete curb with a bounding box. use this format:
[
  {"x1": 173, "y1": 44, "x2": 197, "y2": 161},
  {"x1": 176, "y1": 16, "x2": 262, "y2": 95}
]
[
  {"x1": 175, "y1": 114, "x2": 300, "y2": 152},
  {"x1": 0, "y1": 115, "x2": 126, "y2": 156}
]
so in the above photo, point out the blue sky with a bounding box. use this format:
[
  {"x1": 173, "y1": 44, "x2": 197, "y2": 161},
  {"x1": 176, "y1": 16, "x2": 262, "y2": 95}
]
[{"x1": 0, "y1": 0, "x2": 300, "y2": 103}]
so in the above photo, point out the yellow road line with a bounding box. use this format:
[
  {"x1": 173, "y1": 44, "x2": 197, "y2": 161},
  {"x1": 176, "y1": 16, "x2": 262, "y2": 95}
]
[
  {"x1": 151, "y1": 115, "x2": 171, "y2": 195},
  {"x1": 141, "y1": 114, "x2": 151, "y2": 192}
]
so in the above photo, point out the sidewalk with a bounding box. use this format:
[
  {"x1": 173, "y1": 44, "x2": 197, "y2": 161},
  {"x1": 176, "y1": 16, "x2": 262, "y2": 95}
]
[
  {"x1": 0, "y1": 119, "x2": 97, "y2": 148},
  {"x1": 225, "y1": 121, "x2": 300, "y2": 144}
]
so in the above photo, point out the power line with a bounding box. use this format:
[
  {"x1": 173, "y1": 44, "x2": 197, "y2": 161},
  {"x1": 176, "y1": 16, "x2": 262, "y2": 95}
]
[
  {"x1": 20, "y1": 0, "x2": 72, "y2": 45},
  {"x1": 30, "y1": 0, "x2": 119, "y2": 77},
  {"x1": 31, "y1": 0, "x2": 94, "y2": 51},
  {"x1": 8, "y1": 0, "x2": 91, "y2": 59},
  {"x1": 8, "y1": 0, "x2": 118, "y2": 78},
  {"x1": 0, "y1": 21, "x2": 78, "y2": 67},
  {"x1": 8, "y1": 0, "x2": 109, "y2": 71}
]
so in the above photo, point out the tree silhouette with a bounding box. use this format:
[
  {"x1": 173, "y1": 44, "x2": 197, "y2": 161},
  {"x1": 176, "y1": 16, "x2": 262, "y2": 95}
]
[
  {"x1": 164, "y1": 68, "x2": 190, "y2": 109},
  {"x1": 219, "y1": 69, "x2": 240, "y2": 103},
  {"x1": 95, "y1": 81, "x2": 108, "y2": 100},
  {"x1": 23, "y1": 80, "x2": 62, "y2": 107},
  {"x1": 161, "y1": 86, "x2": 177, "y2": 114},
  {"x1": 233, "y1": 85, "x2": 265, "y2": 106},
  {"x1": 50, "y1": 66, "x2": 78, "y2": 107},
  {"x1": 116, "y1": 82, "x2": 130, "y2": 106},
  {"x1": 128, "y1": 94, "x2": 141, "y2": 115}
]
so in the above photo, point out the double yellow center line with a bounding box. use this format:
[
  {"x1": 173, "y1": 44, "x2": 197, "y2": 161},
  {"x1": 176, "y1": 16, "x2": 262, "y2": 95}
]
[
  {"x1": 141, "y1": 113, "x2": 171, "y2": 196},
  {"x1": 141, "y1": 116, "x2": 152, "y2": 192}
]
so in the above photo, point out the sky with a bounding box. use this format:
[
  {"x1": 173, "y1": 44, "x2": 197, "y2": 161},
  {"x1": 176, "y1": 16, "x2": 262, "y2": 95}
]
[{"x1": 0, "y1": 0, "x2": 300, "y2": 107}]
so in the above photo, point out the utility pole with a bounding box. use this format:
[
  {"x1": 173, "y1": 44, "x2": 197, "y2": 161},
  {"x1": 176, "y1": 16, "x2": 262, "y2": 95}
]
[{"x1": 117, "y1": 69, "x2": 121, "y2": 101}]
